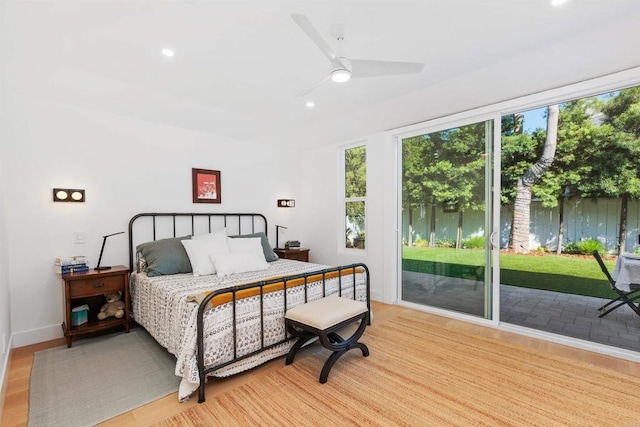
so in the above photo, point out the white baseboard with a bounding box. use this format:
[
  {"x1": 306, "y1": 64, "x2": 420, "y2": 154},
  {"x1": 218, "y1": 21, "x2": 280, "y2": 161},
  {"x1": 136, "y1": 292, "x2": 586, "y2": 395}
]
[
  {"x1": 0, "y1": 334, "x2": 13, "y2": 422},
  {"x1": 11, "y1": 324, "x2": 62, "y2": 348},
  {"x1": 370, "y1": 289, "x2": 383, "y2": 302}
]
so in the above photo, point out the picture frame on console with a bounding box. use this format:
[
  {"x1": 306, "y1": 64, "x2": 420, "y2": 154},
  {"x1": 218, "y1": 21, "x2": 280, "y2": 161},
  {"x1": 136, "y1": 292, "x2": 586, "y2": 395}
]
[{"x1": 192, "y1": 168, "x2": 221, "y2": 204}]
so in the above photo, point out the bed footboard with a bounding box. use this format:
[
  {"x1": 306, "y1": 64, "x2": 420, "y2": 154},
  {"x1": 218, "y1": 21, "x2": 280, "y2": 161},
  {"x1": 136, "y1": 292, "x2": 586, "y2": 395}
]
[{"x1": 196, "y1": 263, "x2": 370, "y2": 403}]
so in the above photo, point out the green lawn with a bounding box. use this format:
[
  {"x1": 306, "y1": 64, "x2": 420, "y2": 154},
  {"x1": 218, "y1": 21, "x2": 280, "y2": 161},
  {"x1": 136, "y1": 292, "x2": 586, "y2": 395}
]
[{"x1": 402, "y1": 247, "x2": 617, "y2": 299}]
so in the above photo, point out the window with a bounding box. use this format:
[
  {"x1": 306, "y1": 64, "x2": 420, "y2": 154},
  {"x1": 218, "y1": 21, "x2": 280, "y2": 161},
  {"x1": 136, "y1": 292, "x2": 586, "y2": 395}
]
[{"x1": 343, "y1": 144, "x2": 366, "y2": 250}]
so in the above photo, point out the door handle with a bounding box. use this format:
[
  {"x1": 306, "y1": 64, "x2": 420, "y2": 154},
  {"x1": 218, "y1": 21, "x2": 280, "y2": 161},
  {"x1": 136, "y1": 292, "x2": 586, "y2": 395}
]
[{"x1": 490, "y1": 231, "x2": 499, "y2": 249}]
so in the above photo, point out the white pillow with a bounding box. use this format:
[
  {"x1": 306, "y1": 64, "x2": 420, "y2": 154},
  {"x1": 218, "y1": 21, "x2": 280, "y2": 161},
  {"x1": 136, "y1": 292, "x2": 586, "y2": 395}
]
[
  {"x1": 181, "y1": 233, "x2": 229, "y2": 276},
  {"x1": 227, "y1": 237, "x2": 264, "y2": 257},
  {"x1": 212, "y1": 252, "x2": 269, "y2": 278},
  {"x1": 192, "y1": 228, "x2": 227, "y2": 240}
]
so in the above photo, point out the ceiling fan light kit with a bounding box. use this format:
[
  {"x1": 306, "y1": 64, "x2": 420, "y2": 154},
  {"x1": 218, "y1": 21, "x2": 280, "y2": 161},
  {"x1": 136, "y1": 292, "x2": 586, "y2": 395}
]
[
  {"x1": 291, "y1": 13, "x2": 425, "y2": 96},
  {"x1": 331, "y1": 69, "x2": 351, "y2": 82},
  {"x1": 331, "y1": 58, "x2": 352, "y2": 82}
]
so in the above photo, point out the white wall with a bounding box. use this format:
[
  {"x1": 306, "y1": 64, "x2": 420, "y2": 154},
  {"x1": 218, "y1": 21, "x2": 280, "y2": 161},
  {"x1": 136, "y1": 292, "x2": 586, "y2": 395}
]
[
  {"x1": 0, "y1": 0, "x2": 13, "y2": 414},
  {"x1": 1, "y1": 94, "x2": 303, "y2": 347},
  {"x1": 0, "y1": 151, "x2": 9, "y2": 419},
  {"x1": 299, "y1": 132, "x2": 395, "y2": 304},
  {"x1": 0, "y1": 124, "x2": 9, "y2": 424}
]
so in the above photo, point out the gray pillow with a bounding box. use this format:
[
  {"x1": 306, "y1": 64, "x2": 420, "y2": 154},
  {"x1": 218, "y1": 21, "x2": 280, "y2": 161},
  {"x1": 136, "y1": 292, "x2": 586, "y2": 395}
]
[
  {"x1": 230, "y1": 232, "x2": 279, "y2": 262},
  {"x1": 136, "y1": 236, "x2": 192, "y2": 277}
]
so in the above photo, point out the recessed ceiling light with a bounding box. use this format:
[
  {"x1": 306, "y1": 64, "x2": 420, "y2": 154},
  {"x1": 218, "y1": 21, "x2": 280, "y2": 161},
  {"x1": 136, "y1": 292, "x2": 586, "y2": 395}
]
[
  {"x1": 551, "y1": 0, "x2": 568, "y2": 6},
  {"x1": 306, "y1": 101, "x2": 315, "y2": 108},
  {"x1": 162, "y1": 48, "x2": 175, "y2": 57}
]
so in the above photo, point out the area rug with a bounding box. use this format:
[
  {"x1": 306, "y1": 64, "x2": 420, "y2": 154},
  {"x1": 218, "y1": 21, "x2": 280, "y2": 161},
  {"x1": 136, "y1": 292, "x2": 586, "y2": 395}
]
[
  {"x1": 159, "y1": 314, "x2": 640, "y2": 426},
  {"x1": 29, "y1": 328, "x2": 179, "y2": 427}
]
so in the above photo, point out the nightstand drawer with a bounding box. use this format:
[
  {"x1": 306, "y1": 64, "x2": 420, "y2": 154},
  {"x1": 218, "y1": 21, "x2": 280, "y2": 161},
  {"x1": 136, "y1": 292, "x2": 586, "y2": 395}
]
[
  {"x1": 69, "y1": 275, "x2": 124, "y2": 298},
  {"x1": 274, "y1": 248, "x2": 310, "y2": 262},
  {"x1": 286, "y1": 251, "x2": 308, "y2": 262}
]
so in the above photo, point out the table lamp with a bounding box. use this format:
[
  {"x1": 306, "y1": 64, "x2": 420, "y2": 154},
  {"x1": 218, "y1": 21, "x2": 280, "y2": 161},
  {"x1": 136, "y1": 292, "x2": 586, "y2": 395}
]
[
  {"x1": 275, "y1": 225, "x2": 288, "y2": 250},
  {"x1": 95, "y1": 231, "x2": 125, "y2": 271}
]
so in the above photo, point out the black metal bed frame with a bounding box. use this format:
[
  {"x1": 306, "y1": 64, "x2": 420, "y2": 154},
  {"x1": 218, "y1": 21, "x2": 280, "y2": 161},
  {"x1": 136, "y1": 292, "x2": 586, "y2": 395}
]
[
  {"x1": 128, "y1": 212, "x2": 269, "y2": 272},
  {"x1": 128, "y1": 212, "x2": 370, "y2": 403}
]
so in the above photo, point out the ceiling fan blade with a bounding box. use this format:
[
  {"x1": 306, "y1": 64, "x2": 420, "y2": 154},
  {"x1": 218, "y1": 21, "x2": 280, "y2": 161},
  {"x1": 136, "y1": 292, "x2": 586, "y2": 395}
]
[
  {"x1": 350, "y1": 59, "x2": 424, "y2": 78},
  {"x1": 295, "y1": 75, "x2": 331, "y2": 98},
  {"x1": 291, "y1": 13, "x2": 337, "y2": 62}
]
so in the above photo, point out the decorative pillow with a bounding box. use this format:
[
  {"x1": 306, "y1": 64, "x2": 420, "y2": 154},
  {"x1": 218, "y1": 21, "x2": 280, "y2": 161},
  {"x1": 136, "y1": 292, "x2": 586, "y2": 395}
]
[
  {"x1": 227, "y1": 237, "x2": 264, "y2": 257},
  {"x1": 192, "y1": 228, "x2": 227, "y2": 241},
  {"x1": 181, "y1": 232, "x2": 229, "y2": 277},
  {"x1": 136, "y1": 236, "x2": 192, "y2": 277},
  {"x1": 229, "y1": 232, "x2": 279, "y2": 262},
  {"x1": 212, "y1": 251, "x2": 269, "y2": 278}
]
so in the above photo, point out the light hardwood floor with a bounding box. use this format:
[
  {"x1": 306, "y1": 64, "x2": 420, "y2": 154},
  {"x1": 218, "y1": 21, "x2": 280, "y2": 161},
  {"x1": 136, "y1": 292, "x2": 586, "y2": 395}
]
[{"x1": 3, "y1": 301, "x2": 640, "y2": 426}]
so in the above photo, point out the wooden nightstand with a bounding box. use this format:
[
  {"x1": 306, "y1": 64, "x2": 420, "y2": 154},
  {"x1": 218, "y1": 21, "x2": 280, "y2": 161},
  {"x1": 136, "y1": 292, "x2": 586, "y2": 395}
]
[
  {"x1": 274, "y1": 248, "x2": 310, "y2": 262},
  {"x1": 60, "y1": 265, "x2": 130, "y2": 347}
]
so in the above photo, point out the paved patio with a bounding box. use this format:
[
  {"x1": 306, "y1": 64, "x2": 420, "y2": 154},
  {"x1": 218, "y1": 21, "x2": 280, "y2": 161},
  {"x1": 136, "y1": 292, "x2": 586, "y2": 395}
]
[{"x1": 402, "y1": 271, "x2": 640, "y2": 352}]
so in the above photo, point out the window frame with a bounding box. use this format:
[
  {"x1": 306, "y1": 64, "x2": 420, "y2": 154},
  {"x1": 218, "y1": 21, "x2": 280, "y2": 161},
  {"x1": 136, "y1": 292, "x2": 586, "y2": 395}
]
[{"x1": 340, "y1": 141, "x2": 368, "y2": 253}]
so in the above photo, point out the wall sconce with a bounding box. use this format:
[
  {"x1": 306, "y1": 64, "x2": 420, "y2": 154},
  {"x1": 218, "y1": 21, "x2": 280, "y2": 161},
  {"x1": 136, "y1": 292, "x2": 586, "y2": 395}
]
[
  {"x1": 53, "y1": 188, "x2": 85, "y2": 203},
  {"x1": 278, "y1": 199, "x2": 295, "y2": 208}
]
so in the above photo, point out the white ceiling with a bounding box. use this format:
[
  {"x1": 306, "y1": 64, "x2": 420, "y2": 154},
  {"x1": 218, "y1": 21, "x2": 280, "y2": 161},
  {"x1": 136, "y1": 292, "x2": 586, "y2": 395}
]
[{"x1": 3, "y1": 0, "x2": 640, "y2": 149}]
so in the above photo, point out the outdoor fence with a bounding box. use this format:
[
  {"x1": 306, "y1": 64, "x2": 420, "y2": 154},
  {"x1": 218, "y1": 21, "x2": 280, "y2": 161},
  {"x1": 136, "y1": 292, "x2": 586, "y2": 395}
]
[{"x1": 402, "y1": 198, "x2": 640, "y2": 253}]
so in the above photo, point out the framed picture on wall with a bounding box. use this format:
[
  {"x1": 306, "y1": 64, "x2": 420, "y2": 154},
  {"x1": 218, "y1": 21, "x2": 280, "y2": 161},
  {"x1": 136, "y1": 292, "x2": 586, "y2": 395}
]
[{"x1": 192, "y1": 168, "x2": 221, "y2": 203}]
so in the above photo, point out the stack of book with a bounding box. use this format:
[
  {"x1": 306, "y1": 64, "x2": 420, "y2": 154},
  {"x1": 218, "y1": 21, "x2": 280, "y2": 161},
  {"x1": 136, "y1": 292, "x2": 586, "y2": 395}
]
[{"x1": 55, "y1": 256, "x2": 89, "y2": 275}]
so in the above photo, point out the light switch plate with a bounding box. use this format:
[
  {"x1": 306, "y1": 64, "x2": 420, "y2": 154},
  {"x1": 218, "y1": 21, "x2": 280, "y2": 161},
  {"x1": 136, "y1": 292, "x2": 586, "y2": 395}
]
[{"x1": 74, "y1": 231, "x2": 87, "y2": 244}]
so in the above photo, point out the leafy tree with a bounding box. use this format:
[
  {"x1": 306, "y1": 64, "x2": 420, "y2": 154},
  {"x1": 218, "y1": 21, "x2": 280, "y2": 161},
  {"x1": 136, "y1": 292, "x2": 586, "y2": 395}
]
[
  {"x1": 345, "y1": 146, "x2": 366, "y2": 198},
  {"x1": 402, "y1": 135, "x2": 434, "y2": 246},
  {"x1": 580, "y1": 88, "x2": 640, "y2": 253},
  {"x1": 534, "y1": 100, "x2": 597, "y2": 253},
  {"x1": 345, "y1": 146, "x2": 366, "y2": 248},
  {"x1": 511, "y1": 105, "x2": 559, "y2": 253},
  {"x1": 500, "y1": 115, "x2": 544, "y2": 248},
  {"x1": 402, "y1": 122, "x2": 487, "y2": 248},
  {"x1": 429, "y1": 124, "x2": 487, "y2": 248},
  {"x1": 502, "y1": 89, "x2": 640, "y2": 254}
]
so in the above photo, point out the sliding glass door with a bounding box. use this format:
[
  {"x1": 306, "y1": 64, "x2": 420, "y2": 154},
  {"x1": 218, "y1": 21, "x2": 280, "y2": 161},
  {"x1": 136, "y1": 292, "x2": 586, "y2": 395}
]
[{"x1": 399, "y1": 118, "x2": 496, "y2": 319}]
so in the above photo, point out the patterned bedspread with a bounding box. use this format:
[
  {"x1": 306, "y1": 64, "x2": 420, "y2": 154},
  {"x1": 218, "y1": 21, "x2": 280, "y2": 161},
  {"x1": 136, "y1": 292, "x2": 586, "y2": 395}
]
[{"x1": 130, "y1": 259, "x2": 368, "y2": 401}]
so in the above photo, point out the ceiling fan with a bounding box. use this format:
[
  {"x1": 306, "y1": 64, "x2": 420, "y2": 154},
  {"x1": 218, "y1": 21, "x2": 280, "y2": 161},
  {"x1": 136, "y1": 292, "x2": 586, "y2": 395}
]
[{"x1": 291, "y1": 13, "x2": 425, "y2": 97}]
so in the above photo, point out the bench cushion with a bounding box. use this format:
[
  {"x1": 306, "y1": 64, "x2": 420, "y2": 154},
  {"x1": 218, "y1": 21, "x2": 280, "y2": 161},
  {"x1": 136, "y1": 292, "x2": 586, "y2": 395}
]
[{"x1": 285, "y1": 296, "x2": 368, "y2": 330}]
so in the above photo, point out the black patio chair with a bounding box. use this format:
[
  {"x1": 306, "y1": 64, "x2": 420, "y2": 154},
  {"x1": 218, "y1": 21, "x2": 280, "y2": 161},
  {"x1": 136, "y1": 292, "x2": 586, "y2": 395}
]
[{"x1": 593, "y1": 251, "x2": 640, "y2": 318}]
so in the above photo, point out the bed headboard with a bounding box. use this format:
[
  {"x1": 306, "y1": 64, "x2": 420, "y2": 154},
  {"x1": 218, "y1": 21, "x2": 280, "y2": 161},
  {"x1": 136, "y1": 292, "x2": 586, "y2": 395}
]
[{"x1": 128, "y1": 212, "x2": 268, "y2": 272}]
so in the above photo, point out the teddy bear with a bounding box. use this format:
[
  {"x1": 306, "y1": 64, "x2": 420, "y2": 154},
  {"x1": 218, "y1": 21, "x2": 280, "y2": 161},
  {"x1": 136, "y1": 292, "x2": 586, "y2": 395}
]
[{"x1": 97, "y1": 291, "x2": 125, "y2": 320}]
